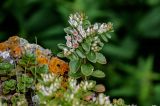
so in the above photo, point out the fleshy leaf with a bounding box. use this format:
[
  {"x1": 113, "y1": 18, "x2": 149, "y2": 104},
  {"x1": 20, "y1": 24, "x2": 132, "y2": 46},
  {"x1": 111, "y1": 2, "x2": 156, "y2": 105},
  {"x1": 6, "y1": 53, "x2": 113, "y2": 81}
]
[
  {"x1": 69, "y1": 70, "x2": 82, "y2": 78},
  {"x1": 101, "y1": 34, "x2": 108, "y2": 42},
  {"x1": 68, "y1": 53, "x2": 79, "y2": 60},
  {"x1": 87, "y1": 51, "x2": 97, "y2": 63},
  {"x1": 106, "y1": 33, "x2": 111, "y2": 39},
  {"x1": 81, "y1": 64, "x2": 94, "y2": 76},
  {"x1": 96, "y1": 53, "x2": 107, "y2": 64},
  {"x1": 76, "y1": 48, "x2": 86, "y2": 58},
  {"x1": 82, "y1": 41, "x2": 90, "y2": 52},
  {"x1": 57, "y1": 43, "x2": 67, "y2": 50},
  {"x1": 64, "y1": 27, "x2": 72, "y2": 34},
  {"x1": 0, "y1": 63, "x2": 13, "y2": 70},
  {"x1": 92, "y1": 70, "x2": 105, "y2": 78},
  {"x1": 57, "y1": 52, "x2": 65, "y2": 58},
  {"x1": 69, "y1": 59, "x2": 81, "y2": 73},
  {"x1": 37, "y1": 65, "x2": 48, "y2": 74}
]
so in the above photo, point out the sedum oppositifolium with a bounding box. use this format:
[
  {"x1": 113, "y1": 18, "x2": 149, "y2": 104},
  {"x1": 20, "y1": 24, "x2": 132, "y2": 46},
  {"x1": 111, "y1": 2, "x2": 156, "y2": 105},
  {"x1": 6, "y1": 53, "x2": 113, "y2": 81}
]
[
  {"x1": 0, "y1": 12, "x2": 129, "y2": 106},
  {"x1": 57, "y1": 12, "x2": 113, "y2": 79}
]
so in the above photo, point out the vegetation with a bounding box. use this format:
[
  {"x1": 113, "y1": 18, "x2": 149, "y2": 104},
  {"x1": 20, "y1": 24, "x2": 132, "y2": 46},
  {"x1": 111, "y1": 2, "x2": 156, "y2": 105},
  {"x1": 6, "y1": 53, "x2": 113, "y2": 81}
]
[
  {"x1": 0, "y1": 13, "x2": 128, "y2": 106},
  {"x1": 0, "y1": 0, "x2": 160, "y2": 105}
]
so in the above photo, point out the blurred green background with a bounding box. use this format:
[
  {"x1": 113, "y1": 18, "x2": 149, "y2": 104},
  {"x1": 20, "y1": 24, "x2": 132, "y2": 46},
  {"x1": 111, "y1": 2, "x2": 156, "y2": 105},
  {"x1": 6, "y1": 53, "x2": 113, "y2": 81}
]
[{"x1": 0, "y1": 0, "x2": 160, "y2": 105}]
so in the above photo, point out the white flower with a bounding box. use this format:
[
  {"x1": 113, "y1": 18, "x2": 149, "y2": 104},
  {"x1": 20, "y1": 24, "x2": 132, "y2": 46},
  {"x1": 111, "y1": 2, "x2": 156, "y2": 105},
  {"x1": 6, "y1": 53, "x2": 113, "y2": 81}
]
[
  {"x1": 77, "y1": 25, "x2": 86, "y2": 38},
  {"x1": 63, "y1": 48, "x2": 69, "y2": 55},
  {"x1": 99, "y1": 93, "x2": 105, "y2": 105},
  {"x1": 98, "y1": 23, "x2": 107, "y2": 34},
  {"x1": 93, "y1": 23, "x2": 99, "y2": 30},
  {"x1": 69, "y1": 78, "x2": 77, "y2": 89},
  {"x1": 104, "y1": 96, "x2": 111, "y2": 105},
  {"x1": 68, "y1": 19, "x2": 78, "y2": 27},
  {"x1": 71, "y1": 29, "x2": 79, "y2": 36},
  {"x1": 86, "y1": 27, "x2": 91, "y2": 36},
  {"x1": 66, "y1": 41, "x2": 72, "y2": 48},
  {"x1": 73, "y1": 35, "x2": 82, "y2": 43},
  {"x1": 107, "y1": 22, "x2": 113, "y2": 31},
  {"x1": 32, "y1": 95, "x2": 40, "y2": 103},
  {"x1": 86, "y1": 27, "x2": 95, "y2": 36},
  {"x1": 65, "y1": 34, "x2": 71, "y2": 41},
  {"x1": 63, "y1": 48, "x2": 72, "y2": 56},
  {"x1": 72, "y1": 42, "x2": 79, "y2": 48},
  {"x1": 70, "y1": 94, "x2": 74, "y2": 99}
]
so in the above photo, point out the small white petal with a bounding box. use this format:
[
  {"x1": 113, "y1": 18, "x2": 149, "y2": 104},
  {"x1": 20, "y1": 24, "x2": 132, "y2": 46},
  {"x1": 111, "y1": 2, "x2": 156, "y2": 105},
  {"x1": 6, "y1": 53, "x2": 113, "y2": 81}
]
[{"x1": 93, "y1": 23, "x2": 99, "y2": 30}]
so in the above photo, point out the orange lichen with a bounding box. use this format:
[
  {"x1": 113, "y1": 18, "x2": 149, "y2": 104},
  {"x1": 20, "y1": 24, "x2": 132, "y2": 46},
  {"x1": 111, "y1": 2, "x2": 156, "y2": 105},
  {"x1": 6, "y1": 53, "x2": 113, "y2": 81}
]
[
  {"x1": 12, "y1": 46, "x2": 22, "y2": 58},
  {"x1": 0, "y1": 36, "x2": 22, "y2": 58},
  {"x1": 35, "y1": 49, "x2": 49, "y2": 64},
  {"x1": 8, "y1": 36, "x2": 19, "y2": 41},
  {"x1": 49, "y1": 57, "x2": 69, "y2": 75},
  {"x1": 37, "y1": 56, "x2": 49, "y2": 65},
  {"x1": 0, "y1": 43, "x2": 8, "y2": 51}
]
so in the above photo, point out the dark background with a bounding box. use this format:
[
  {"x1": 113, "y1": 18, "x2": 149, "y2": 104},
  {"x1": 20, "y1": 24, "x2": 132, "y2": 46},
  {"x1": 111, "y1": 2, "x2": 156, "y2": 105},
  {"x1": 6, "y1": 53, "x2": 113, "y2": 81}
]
[{"x1": 0, "y1": 0, "x2": 160, "y2": 105}]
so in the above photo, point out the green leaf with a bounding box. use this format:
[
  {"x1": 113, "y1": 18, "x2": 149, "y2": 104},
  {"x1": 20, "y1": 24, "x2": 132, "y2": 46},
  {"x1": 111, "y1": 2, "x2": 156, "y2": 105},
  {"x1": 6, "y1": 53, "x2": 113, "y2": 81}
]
[
  {"x1": 68, "y1": 53, "x2": 79, "y2": 60},
  {"x1": 37, "y1": 65, "x2": 48, "y2": 74},
  {"x1": 0, "y1": 63, "x2": 13, "y2": 70},
  {"x1": 2, "y1": 80, "x2": 16, "y2": 94},
  {"x1": 57, "y1": 52, "x2": 65, "y2": 58},
  {"x1": 81, "y1": 64, "x2": 94, "y2": 76},
  {"x1": 64, "y1": 27, "x2": 72, "y2": 34},
  {"x1": 25, "y1": 53, "x2": 35, "y2": 59},
  {"x1": 3, "y1": 89, "x2": 10, "y2": 94},
  {"x1": 68, "y1": 71, "x2": 82, "y2": 79},
  {"x1": 87, "y1": 51, "x2": 97, "y2": 63},
  {"x1": 57, "y1": 43, "x2": 67, "y2": 50},
  {"x1": 86, "y1": 37, "x2": 92, "y2": 44},
  {"x1": 101, "y1": 34, "x2": 108, "y2": 42},
  {"x1": 92, "y1": 70, "x2": 105, "y2": 78},
  {"x1": 69, "y1": 59, "x2": 81, "y2": 73},
  {"x1": 0, "y1": 70, "x2": 9, "y2": 75},
  {"x1": 83, "y1": 20, "x2": 91, "y2": 29},
  {"x1": 76, "y1": 48, "x2": 86, "y2": 58},
  {"x1": 106, "y1": 33, "x2": 111, "y2": 39},
  {"x1": 18, "y1": 59, "x2": 27, "y2": 66},
  {"x1": 82, "y1": 41, "x2": 90, "y2": 52},
  {"x1": 96, "y1": 53, "x2": 107, "y2": 64}
]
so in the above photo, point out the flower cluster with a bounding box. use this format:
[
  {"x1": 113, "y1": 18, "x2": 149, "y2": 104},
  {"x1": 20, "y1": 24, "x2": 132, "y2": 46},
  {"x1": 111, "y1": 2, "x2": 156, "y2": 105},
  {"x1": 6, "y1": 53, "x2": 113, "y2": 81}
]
[
  {"x1": 94, "y1": 93, "x2": 111, "y2": 106},
  {"x1": 62, "y1": 12, "x2": 113, "y2": 56},
  {"x1": 36, "y1": 73, "x2": 63, "y2": 97},
  {"x1": 36, "y1": 75, "x2": 114, "y2": 106},
  {"x1": 57, "y1": 12, "x2": 113, "y2": 79}
]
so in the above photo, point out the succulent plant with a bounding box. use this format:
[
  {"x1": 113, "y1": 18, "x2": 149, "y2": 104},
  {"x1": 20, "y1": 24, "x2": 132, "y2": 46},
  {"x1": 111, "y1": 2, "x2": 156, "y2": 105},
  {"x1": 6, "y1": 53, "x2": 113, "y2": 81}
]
[
  {"x1": 2, "y1": 79, "x2": 16, "y2": 94},
  {"x1": 0, "y1": 12, "x2": 128, "y2": 106},
  {"x1": 57, "y1": 12, "x2": 113, "y2": 79},
  {"x1": 11, "y1": 93, "x2": 28, "y2": 106}
]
